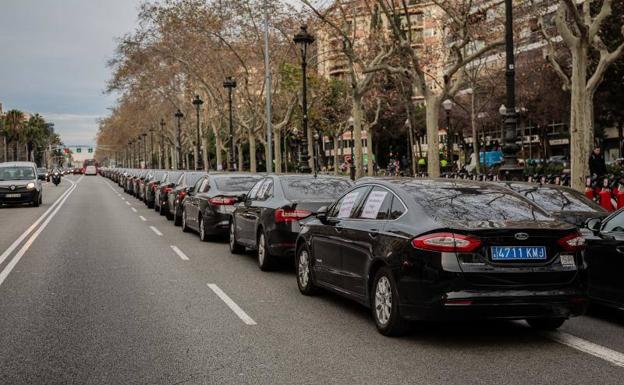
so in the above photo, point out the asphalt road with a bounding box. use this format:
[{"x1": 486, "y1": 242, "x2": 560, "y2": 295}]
[{"x1": 1, "y1": 175, "x2": 624, "y2": 384}]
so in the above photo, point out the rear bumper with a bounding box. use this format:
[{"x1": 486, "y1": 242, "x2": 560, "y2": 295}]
[
  {"x1": 203, "y1": 212, "x2": 232, "y2": 235},
  {"x1": 267, "y1": 229, "x2": 298, "y2": 258},
  {"x1": 400, "y1": 289, "x2": 588, "y2": 321}
]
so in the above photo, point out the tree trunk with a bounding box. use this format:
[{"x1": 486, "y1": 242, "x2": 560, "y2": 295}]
[
  {"x1": 202, "y1": 136, "x2": 210, "y2": 170},
  {"x1": 425, "y1": 97, "x2": 441, "y2": 177},
  {"x1": 249, "y1": 131, "x2": 257, "y2": 173},
  {"x1": 274, "y1": 129, "x2": 282, "y2": 173},
  {"x1": 237, "y1": 143, "x2": 244, "y2": 171},
  {"x1": 333, "y1": 136, "x2": 339, "y2": 176},
  {"x1": 307, "y1": 126, "x2": 314, "y2": 172},
  {"x1": 569, "y1": 48, "x2": 594, "y2": 191},
  {"x1": 366, "y1": 126, "x2": 374, "y2": 176},
  {"x1": 352, "y1": 94, "x2": 364, "y2": 178},
  {"x1": 214, "y1": 128, "x2": 223, "y2": 171},
  {"x1": 471, "y1": 91, "x2": 481, "y2": 174}
]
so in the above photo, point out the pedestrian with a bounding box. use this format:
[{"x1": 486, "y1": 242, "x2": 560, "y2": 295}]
[{"x1": 589, "y1": 146, "x2": 607, "y2": 177}]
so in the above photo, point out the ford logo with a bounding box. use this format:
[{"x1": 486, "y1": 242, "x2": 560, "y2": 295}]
[
  {"x1": 515, "y1": 233, "x2": 529, "y2": 241},
  {"x1": 9, "y1": 185, "x2": 16, "y2": 191}
]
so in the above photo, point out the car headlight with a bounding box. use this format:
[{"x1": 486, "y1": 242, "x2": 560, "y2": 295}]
[{"x1": 26, "y1": 182, "x2": 35, "y2": 189}]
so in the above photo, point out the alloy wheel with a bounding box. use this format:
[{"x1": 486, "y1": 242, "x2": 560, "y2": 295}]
[
  {"x1": 200, "y1": 217, "x2": 206, "y2": 241},
  {"x1": 375, "y1": 276, "x2": 392, "y2": 326},
  {"x1": 258, "y1": 233, "x2": 266, "y2": 266},
  {"x1": 230, "y1": 222, "x2": 236, "y2": 249},
  {"x1": 298, "y1": 249, "x2": 310, "y2": 288}
]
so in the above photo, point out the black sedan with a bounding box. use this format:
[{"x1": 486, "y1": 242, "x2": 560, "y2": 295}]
[
  {"x1": 230, "y1": 175, "x2": 353, "y2": 270},
  {"x1": 181, "y1": 173, "x2": 263, "y2": 240},
  {"x1": 167, "y1": 171, "x2": 206, "y2": 223},
  {"x1": 295, "y1": 179, "x2": 588, "y2": 336},
  {"x1": 154, "y1": 170, "x2": 184, "y2": 214},
  {"x1": 584, "y1": 210, "x2": 624, "y2": 310},
  {"x1": 501, "y1": 182, "x2": 608, "y2": 227}
]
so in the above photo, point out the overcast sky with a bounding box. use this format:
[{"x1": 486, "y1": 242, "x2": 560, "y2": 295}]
[{"x1": 0, "y1": 0, "x2": 141, "y2": 146}]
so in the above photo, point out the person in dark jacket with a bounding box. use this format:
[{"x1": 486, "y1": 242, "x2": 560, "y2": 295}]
[{"x1": 589, "y1": 146, "x2": 607, "y2": 177}]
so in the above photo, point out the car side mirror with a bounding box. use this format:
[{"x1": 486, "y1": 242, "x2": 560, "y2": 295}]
[
  {"x1": 585, "y1": 218, "x2": 602, "y2": 234},
  {"x1": 238, "y1": 193, "x2": 247, "y2": 202},
  {"x1": 316, "y1": 206, "x2": 328, "y2": 223}
]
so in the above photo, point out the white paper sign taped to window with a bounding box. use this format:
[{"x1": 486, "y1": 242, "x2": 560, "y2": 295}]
[
  {"x1": 338, "y1": 191, "x2": 360, "y2": 218},
  {"x1": 361, "y1": 191, "x2": 388, "y2": 219}
]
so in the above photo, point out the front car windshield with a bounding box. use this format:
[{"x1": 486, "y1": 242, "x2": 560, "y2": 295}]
[
  {"x1": 282, "y1": 177, "x2": 353, "y2": 200},
  {"x1": 510, "y1": 184, "x2": 602, "y2": 213},
  {"x1": 0, "y1": 166, "x2": 36, "y2": 181},
  {"x1": 214, "y1": 176, "x2": 263, "y2": 192},
  {"x1": 399, "y1": 180, "x2": 552, "y2": 223}
]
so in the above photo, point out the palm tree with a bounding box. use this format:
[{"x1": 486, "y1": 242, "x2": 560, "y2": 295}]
[{"x1": 4, "y1": 110, "x2": 25, "y2": 161}]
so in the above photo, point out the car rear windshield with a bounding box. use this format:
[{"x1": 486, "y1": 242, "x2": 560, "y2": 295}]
[
  {"x1": 185, "y1": 173, "x2": 204, "y2": 186},
  {"x1": 0, "y1": 166, "x2": 35, "y2": 180},
  {"x1": 282, "y1": 177, "x2": 352, "y2": 200},
  {"x1": 512, "y1": 185, "x2": 601, "y2": 213},
  {"x1": 401, "y1": 181, "x2": 551, "y2": 222},
  {"x1": 214, "y1": 176, "x2": 263, "y2": 192}
]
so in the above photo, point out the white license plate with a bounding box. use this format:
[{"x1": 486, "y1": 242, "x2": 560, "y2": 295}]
[
  {"x1": 5, "y1": 193, "x2": 21, "y2": 198},
  {"x1": 560, "y1": 254, "x2": 576, "y2": 267}
]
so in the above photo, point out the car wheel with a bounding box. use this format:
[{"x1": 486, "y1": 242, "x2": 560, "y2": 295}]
[
  {"x1": 173, "y1": 205, "x2": 181, "y2": 225},
  {"x1": 296, "y1": 244, "x2": 317, "y2": 295},
  {"x1": 32, "y1": 194, "x2": 40, "y2": 207},
  {"x1": 229, "y1": 220, "x2": 244, "y2": 254},
  {"x1": 147, "y1": 199, "x2": 154, "y2": 209},
  {"x1": 372, "y1": 267, "x2": 407, "y2": 336},
  {"x1": 257, "y1": 231, "x2": 274, "y2": 271},
  {"x1": 181, "y1": 209, "x2": 190, "y2": 233},
  {"x1": 199, "y1": 216, "x2": 208, "y2": 242},
  {"x1": 526, "y1": 318, "x2": 566, "y2": 331}
]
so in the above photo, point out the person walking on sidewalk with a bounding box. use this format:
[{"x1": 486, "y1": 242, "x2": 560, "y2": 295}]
[{"x1": 589, "y1": 146, "x2": 607, "y2": 178}]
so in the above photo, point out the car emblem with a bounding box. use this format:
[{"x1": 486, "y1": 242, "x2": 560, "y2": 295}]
[
  {"x1": 515, "y1": 233, "x2": 529, "y2": 241},
  {"x1": 9, "y1": 185, "x2": 16, "y2": 191}
]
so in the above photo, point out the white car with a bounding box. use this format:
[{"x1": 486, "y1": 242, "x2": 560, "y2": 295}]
[{"x1": 85, "y1": 166, "x2": 97, "y2": 175}]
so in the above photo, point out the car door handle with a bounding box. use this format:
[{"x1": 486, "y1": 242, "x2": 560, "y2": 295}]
[
  {"x1": 334, "y1": 226, "x2": 343, "y2": 233},
  {"x1": 368, "y1": 231, "x2": 379, "y2": 239}
]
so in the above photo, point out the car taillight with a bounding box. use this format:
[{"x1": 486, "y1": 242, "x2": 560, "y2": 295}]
[
  {"x1": 274, "y1": 209, "x2": 312, "y2": 223},
  {"x1": 557, "y1": 232, "x2": 585, "y2": 252},
  {"x1": 178, "y1": 191, "x2": 186, "y2": 200},
  {"x1": 164, "y1": 187, "x2": 173, "y2": 193},
  {"x1": 411, "y1": 232, "x2": 482, "y2": 253},
  {"x1": 209, "y1": 196, "x2": 237, "y2": 205}
]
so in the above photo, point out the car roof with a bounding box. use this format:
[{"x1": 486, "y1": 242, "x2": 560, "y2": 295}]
[{"x1": 0, "y1": 161, "x2": 37, "y2": 167}]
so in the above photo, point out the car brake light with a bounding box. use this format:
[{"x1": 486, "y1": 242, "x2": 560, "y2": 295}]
[
  {"x1": 557, "y1": 232, "x2": 585, "y2": 252},
  {"x1": 164, "y1": 187, "x2": 173, "y2": 193},
  {"x1": 178, "y1": 191, "x2": 186, "y2": 200},
  {"x1": 209, "y1": 196, "x2": 237, "y2": 205},
  {"x1": 275, "y1": 209, "x2": 312, "y2": 223},
  {"x1": 411, "y1": 232, "x2": 482, "y2": 253}
]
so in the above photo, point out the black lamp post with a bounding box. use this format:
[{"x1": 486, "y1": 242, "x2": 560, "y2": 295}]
[
  {"x1": 349, "y1": 118, "x2": 355, "y2": 181},
  {"x1": 223, "y1": 77, "x2": 237, "y2": 171},
  {"x1": 294, "y1": 25, "x2": 315, "y2": 174},
  {"x1": 442, "y1": 99, "x2": 453, "y2": 169},
  {"x1": 127, "y1": 140, "x2": 132, "y2": 167},
  {"x1": 149, "y1": 127, "x2": 155, "y2": 168},
  {"x1": 159, "y1": 118, "x2": 165, "y2": 169},
  {"x1": 141, "y1": 133, "x2": 147, "y2": 168},
  {"x1": 174, "y1": 109, "x2": 184, "y2": 170},
  {"x1": 192, "y1": 94, "x2": 204, "y2": 170},
  {"x1": 499, "y1": 0, "x2": 522, "y2": 179}
]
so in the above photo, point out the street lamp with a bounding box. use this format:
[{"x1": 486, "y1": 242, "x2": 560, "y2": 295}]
[
  {"x1": 174, "y1": 109, "x2": 184, "y2": 170},
  {"x1": 348, "y1": 117, "x2": 355, "y2": 181},
  {"x1": 293, "y1": 25, "x2": 315, "y2": 174},
  {"x1": 149, "y1": 127, "x2": 155, "y2": 168},
  {"x1": 313, "y1": 132, "x2": 320, "y2": 177},
  {"x1": 141, "y1": 133, "x2": 147, "y2": 168},
  {"x1": 159, "y1": 118, "x2": 165, "y2": 169},
  {"x1": 223, "y1": 77, "x2": 237, "y2": 171},
  {"x1": 499, "y1": 0, "x2": 522, "y2": 179},
  {"x1": 442, "y1": 99, "x2": 453, "y2": 168},
  {"x1": 127, "y1": 140, "x2": 132, "y2": 167},
  {"x1": 192, "y1": 94, "x2": 204, "y2": 170}
]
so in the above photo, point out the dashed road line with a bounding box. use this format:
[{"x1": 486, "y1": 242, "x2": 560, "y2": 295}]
[
  {"x1": 170, "y1": 245, "x2": 189, "y2": 261},
  {"x1": 139, "y1": 216, "x2": 147, "y2": 222},
  {"x1": 131, "y1": 207, "x2": 137, "y2": 213},
  {"x1": 545, "y1": 331, "x2": 624, "y2": 368},
  {"x1": 207, "y1": 284, "x2": 257, "y2": 326},
  {"x1": 149, "y1": 226, "x2": 163, "y2": 236},
  {"x1": 125, "y1": 201, "x2": 131, "y2": 206}
]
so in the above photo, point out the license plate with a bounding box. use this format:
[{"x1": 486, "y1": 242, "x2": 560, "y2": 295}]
[
  {"x1": 5, "y1": 193, "x2": 21, "y2": 198},
  {"x1": 491, "y1": 246, "x2": 547, "y2": 261},
  {"x1": 560, "y1": 254, "x2": 576, "y2": 267}
]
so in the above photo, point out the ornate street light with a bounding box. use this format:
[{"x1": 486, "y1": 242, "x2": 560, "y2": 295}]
[
  {"x1": 149, "y1": 126, "x2": 155, "y2": 168},
  {"x1": 174, "y1": 109, "x2": 184, "y2": 170},
  {"x1": 223, "y1": 77, "x2": 237, "y2": 171},
  {"x1": 192, "y1": 94, "x2": 204, "y2": 170},
  {"x1": 159, "y1": 118, "x2": 166, "y2": 169},
  {"x1": 348, "y1": 117, "x2": 355, "y2": 181},
  {"x1": 127, "y1": 140, "x2": 132, "y2": 168},
  {"x1": 293, "y1": 25, "x2": 315, "y2": 174},
  {"x1": 442, "y1": 99, "x2": 453, "y2": 168}
]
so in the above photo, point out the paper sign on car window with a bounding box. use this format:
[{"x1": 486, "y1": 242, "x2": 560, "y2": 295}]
[
  {"x1": 361, "y1": 191, "x2": 388, "y2": 219},
  {"x1": 338, "y1": 191, "x2": 360, "y2": 218}
]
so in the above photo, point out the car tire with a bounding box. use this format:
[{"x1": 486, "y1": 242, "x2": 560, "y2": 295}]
[
  {"x1": 160, "y1": 204, "x2": 167, "y2": 216},
  {"x1": 199, "y1": 216, "x2": 209, "y2": 242},
  {"x1": 526, "y1": 318, "x2": 566, "y2": 331},
  {"x1": 257, "y1": 231, "x2": 274, "y2": 271},
  {"x1": 181, "y1": 208, "x2": 190, "y2": 233},
  {"x1": 372, "y1": 267, "x2": 407, "y2": 337},
  {"x1": 32, "y1": 194, "x2": 40, "y2": 207},
  {"x1": 173, "y1": 206, "x2": 181, "y2": 225},
  {"x1": 296, "y1": 243, "x2": 317, "y2": 295},
  {"x1": 147, "y1": 199, "x2": 154, "y2": 209},
  {"x1": 229, "y1": 220, "x2": 244, "y2": 254}
]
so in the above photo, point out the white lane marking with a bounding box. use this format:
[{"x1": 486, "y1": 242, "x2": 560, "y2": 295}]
[
  {"x1": 0, "y1": 179, "x2": 76, "y2": 268},
  {"x1": 125, "y1": 201, "x2": 131, "y2": 206},
  {"x1": 545, "y1": 331, "x2": 624, "y2": 368},
  {"x1": 170, "y1": 245, "x2": 189, "y2": 261},
  {"x1": 0, "y1": 183, "x2": 77, "y2": 287},
  {"x1": 121, "y1": 197, "x2": 125, "y2": 201},
  {"x1": 207, "y1": 284, "x2": 257, "y2": 326},
  {"x1": 131, "y1": 207, "x2": 137, "y2": 213},
  {"x1": 139, "y1": 216, "x2": 147, "y2": 222},
  {"x1": 75, "y1": 175, "x2": 84, "y2": 184},
  {"x1": 150, "y1": 226, "x2": 163, "y2": 236}
]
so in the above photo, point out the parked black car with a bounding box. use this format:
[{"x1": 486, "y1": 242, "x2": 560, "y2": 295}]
[
  {"x1": 167, "y1": 171, "x2": 206, "y2": 223},
  {"x1": 230, "y1": 175, "x2": 353, "y2": 270},
  {"x1": 154, "y1": 170, "x2": 184, "y2": 213},
  {"x1": 584, "y1": 210, "x2": 624, "y2": 310},
  {"x1": 501, "y1": 182, "x2": 608, "y2": 227},
  {"x1": 295, "y1": 179, "x2": 588, "y2": 336},
  {"x1": 181, "y1": 173, "x2": 263, "y2": 240},
  {"x1": 144, "y1": 170, "x2": 166, "y2": 208}
]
